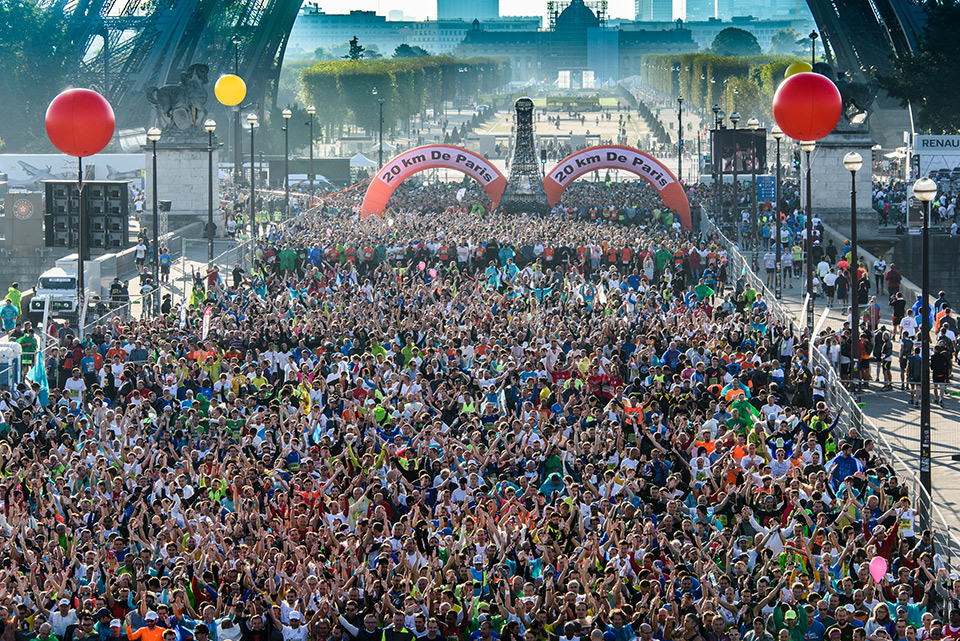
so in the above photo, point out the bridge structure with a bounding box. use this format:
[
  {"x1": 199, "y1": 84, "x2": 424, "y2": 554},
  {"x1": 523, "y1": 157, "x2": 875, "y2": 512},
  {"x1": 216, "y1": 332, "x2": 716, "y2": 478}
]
[
  {"x1": 807, "y1": 0, "x2": 927, "y2": 76},
  {"x1": 49, "y1": 0, "x2": 300, "y2": 143},
  {"x1": 48, "y1": 0, "x2": 929, "y2": 145},
  {"x1": 805, "y1": 0, "x2": 929, "y2": 147}
]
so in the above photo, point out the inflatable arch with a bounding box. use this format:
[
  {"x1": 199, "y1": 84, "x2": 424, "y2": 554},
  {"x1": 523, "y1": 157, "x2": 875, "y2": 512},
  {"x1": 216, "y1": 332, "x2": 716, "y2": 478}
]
[
  {"x1": 543, "y1": 145, "x2": 692, "y2": 229},
  {"x1": 361, "y1": 144, "x2": 507, "y2": 216}
]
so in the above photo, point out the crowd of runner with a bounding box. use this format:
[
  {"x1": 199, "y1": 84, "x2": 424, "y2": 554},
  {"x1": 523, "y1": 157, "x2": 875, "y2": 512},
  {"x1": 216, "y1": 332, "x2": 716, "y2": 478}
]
[{"x1": 0, "y1": 182, "x2": 958, "y2": 641}]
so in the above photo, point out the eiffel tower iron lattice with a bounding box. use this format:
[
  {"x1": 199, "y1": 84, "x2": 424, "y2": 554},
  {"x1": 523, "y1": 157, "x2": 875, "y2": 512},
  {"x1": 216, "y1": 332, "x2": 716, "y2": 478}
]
[{"x1": 500, "y1": 97, "x2": 549, "y2": 214}]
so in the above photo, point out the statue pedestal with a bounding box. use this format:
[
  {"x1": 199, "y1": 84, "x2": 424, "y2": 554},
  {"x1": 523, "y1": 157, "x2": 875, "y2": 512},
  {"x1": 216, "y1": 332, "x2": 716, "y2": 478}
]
[
  {"x1": 802, "y1": 128, "x2": 874, "y2": 219},
  {"x1": 144, "y1": 135, "x2": 220, "y2": 231}
]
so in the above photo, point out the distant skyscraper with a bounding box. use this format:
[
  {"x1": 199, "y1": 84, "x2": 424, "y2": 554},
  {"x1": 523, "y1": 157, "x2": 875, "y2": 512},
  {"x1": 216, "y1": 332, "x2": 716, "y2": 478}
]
[
  {"x1": 652, "y1": 0, "x2": 672, "y2": 20},
  {"x1": 438, "y1": 0, "x2": 498, "y2": 20},
  {"x1": 685, "y1": 0, "x2": 714, "y2": 20},
  {"x1": 716, "y1": 0, "x2": 811, "y2": 19},
  {"x1": 635, "y1": 0, "x2": 671, "y2": 20}
]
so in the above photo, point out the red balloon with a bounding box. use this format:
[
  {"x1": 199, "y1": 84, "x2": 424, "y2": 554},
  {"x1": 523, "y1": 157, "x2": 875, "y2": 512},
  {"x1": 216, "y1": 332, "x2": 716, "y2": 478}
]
[
  {"x1": 45, "y1": 88, "x2": 115, "y2": 157},
  {"x1": 772, "y1": 72, "x2": 842, "y2": 141}
]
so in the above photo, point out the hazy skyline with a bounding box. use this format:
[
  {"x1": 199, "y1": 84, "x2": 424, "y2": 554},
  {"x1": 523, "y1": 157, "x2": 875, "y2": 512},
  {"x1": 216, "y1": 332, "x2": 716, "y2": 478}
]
[{"x1": 316, "y1": 0, "x2": 682, "y2": 24}]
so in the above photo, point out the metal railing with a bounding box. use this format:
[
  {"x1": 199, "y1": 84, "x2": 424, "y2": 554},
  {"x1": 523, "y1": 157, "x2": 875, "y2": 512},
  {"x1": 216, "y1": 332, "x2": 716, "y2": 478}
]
[{"x1": 703, "y1": 207, "x2": 960, "y2": 569}]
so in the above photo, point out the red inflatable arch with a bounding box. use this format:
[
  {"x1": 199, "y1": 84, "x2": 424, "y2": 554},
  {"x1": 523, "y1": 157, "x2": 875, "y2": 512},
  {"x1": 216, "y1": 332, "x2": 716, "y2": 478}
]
[
  {"x1": 361, "y1": 144, "x2": 507, "y2": 216},
  {"x1": 543, "y1": 145, "x2": 692, "y2": 229}
]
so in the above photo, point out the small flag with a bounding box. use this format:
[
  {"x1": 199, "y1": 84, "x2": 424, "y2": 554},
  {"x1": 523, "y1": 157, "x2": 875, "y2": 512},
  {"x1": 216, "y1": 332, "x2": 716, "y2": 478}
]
[
  {"x1": 201, "y1": 306, "x2": 212, "y2": 339},
  {"x1": 27, "y1": 355, "x2": 49, "y2": 408}
]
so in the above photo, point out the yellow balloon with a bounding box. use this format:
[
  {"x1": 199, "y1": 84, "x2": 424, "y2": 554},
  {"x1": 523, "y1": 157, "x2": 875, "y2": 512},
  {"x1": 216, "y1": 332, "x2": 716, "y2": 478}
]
[
  {"x1": 215, "y1": 74, "x2": 247, "y2": 106},
  {"x1": 784, "y1": 61, "x2": 813, "y2": 79}
]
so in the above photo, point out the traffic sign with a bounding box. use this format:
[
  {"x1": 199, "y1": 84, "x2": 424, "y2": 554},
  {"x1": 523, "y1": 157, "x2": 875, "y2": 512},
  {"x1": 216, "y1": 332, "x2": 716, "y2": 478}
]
[{"x1": 757, "y1": 174, "x2": 776, "y2": 202}]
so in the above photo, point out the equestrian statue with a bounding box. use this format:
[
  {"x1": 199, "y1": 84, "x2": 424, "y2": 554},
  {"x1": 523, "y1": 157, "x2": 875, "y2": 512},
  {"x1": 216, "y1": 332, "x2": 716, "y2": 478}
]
[
  {"x1": 145, "y1": 63, "x2": 210, "y2": 131},
  {"x1": 812, "y1": 62, "x2": 879, "y2": 125}
]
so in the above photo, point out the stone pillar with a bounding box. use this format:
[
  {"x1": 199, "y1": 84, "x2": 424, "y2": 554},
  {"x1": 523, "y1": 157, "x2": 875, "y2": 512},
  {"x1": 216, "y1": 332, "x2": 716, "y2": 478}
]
[
  {"x1": 804, "y1": 128, "x2": 874, "y2": 217},
  {"x1": 144, "y1": 135, "x2": 220, "y2": 229}
]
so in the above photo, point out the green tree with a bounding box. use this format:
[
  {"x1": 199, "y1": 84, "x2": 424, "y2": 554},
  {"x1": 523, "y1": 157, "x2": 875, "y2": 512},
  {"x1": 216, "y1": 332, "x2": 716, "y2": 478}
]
[
  {"x1": 711, "y1": 27, "x2": 762, "y2": 57},
  {"x1": 394, "y1": 44, "x2": 430, "y2": 58},
  {"x1": 301, "y1": 56, "x2": 509, "y2": 136},
  {"x1": 344, "y1": 36, "x2": 365, "y2": 61},
  {"x1": 769, "y1": 28, "x2": 804, "y2": 55},
  {"x1": 720, "y1": 76, "x2": 764, "y2": 124},
  {"x1": 880, "y1": 1, "x2": 960, "y2": 133},
  {"x1": 312, "y1": 46, "x2": 332, "y2": 59},
  {"x1": 0, "y1": 0, "x2": 77, "y2": 151}
]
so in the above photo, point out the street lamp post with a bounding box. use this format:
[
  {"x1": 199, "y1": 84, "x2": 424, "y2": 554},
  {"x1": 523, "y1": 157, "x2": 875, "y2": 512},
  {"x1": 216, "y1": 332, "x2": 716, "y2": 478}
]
[
  {"x1": 373, "y1": 88, "x2": 385, "y2": 169},
  {"x1": 306, "y1": 105, "x2": 316, "y2": 192},
  {"x1": 772, "y1": 125, "x2": 785, "y2": 299},
  {"x1": 809, "y1": 31, "x2": 819, "y2": 67},
  {"x1": 677, "y1": 95, "x2": 684, "y2": 182},
  {"x1": 747, "y1": 117, "x2": 760, "y2": 270},
  {"x1": 712, "y1": 104, "x2": 721, "y2": 218},
  {"x1": 205, "y1": 119, "x2": 216, "y2": 260},
  {"x1": 844, "y1": 152, "x2": 863, "y2": 389},
  {"x1": 147, "y1": 127, "x2": 161, "y2": 301},
  {"x1": 246, "y1": 112, "x2": 258, "y2": 269},
  {"x1": 730, "y1": 112, "x2": 741, "y2": 246},
  {"x1": 232, "y1": 38, "x2": 243, "y2": 210},
  {"x1": 697, "y1": 131, "x2": 701, "y2": 183},
  {"x1": 282, "y1": 108, "x2": 292, "y2": 221},
  {"x1": 800, "y1": 139, "x2": 816, "y2": 336},
  {"x1": 914, "y1": 176, "x2": 937, "y2": 526}
]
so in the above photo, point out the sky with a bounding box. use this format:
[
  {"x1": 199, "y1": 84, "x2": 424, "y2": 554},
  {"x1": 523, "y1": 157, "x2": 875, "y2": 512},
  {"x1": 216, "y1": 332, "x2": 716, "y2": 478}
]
[{"x1": 317, "y1": 0, "x2": 655, "y2": 24}]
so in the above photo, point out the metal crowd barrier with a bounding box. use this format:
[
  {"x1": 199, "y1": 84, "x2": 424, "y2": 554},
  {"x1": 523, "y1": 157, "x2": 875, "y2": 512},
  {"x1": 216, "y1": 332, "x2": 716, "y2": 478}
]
[{"x1": 703, "y1": 208, "x2": 960, "y2": 569}]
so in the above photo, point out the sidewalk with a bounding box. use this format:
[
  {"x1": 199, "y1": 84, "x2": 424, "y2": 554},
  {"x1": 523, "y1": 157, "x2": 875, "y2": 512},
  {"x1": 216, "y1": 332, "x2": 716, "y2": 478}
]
[
  {"x1": 84, "y1": 237, "x2": 246, "y2": 327},
  {"x1": 771, "y1": 266, "x2": 960, "y2": 539}
]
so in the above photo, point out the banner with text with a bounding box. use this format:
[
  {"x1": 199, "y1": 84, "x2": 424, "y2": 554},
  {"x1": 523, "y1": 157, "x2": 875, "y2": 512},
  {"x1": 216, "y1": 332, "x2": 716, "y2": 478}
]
[
  {"x1": 914, "y1": 135, "x2": 960, "y2": 180},
  {"x1": 362, "y1": 145, "x2": 507, "y2": 216},
  {"x1": 542, "y1": 145, "x2": 692, "y2": 228}
]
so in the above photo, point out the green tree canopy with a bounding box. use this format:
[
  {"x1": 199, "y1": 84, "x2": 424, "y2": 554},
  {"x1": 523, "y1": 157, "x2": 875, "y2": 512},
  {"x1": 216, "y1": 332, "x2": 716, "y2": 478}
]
[
  {"x1": 711, "y1": 27, "x2": 762, "y2": 57},
  {"x1": 641, "y1": 52, "x2": 803, "y2": 128},
  {"x1": 0, "y1": 0, "x2": 77, "y2": 151},
  {"x1": 880, "y1": 1, "x2": 960, "y2": 133},
  {"x1": 344, "y1": 36, "x2": 366, "y2": 61},
  {"x1": 394, "y1": 44, "x2": 430, "y2": 58},
  {"x1": 769, "y1": 28, "x2": 804, "y2": 55},
  {"x1": 301, "y1": 56, "x2": 510, "y2": 137}
]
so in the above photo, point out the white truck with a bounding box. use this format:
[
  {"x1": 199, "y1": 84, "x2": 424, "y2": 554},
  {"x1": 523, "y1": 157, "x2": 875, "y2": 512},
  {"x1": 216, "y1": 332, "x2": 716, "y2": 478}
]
[{"x1": 28, "y1": 267, "x2": 79, "y2": 321}]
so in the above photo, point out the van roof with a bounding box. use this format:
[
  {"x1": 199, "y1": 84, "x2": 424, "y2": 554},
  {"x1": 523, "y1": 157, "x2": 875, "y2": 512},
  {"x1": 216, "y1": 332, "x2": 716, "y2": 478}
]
[{"x1": 39, "y1": 267, "x2": 77, "y2": 279}]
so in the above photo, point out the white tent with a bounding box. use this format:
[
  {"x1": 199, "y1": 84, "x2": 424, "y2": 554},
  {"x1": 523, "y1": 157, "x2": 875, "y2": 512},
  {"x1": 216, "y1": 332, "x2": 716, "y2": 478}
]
[
  {"x1": 370, "y1": 142, "x2": 397, "y2": 152},
  {"x1": 350, "y1": 153, "x2": 377, "y2": 168}
]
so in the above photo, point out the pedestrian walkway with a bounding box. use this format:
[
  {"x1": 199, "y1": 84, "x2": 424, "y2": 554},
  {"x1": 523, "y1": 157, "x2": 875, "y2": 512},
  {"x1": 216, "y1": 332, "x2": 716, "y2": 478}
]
[
  {"x1": 769, "y1": 265, "x2": 960, "y2": 544},
  {"x1": 83, "y1": 237, "x2": 250, "y2": 327}
]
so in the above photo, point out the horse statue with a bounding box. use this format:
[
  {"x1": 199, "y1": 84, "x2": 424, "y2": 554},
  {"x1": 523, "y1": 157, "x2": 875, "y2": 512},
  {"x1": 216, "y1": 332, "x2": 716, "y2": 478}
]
[
  {"x1": 145, "y1": 63, "x2": 209, "y2": 131},
  {"x1": 812, "y1": 63, "x2": 879, "y2": 125},
  {"x1": 836, "y1": 73, "x2": 879, "y2": 123}
]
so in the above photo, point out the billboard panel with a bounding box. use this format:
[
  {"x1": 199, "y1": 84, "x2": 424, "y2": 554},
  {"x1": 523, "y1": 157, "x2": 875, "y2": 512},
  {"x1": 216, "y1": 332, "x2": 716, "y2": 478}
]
[{"x1": 711, "y1": 129, "x2": 767, "y2": 174}]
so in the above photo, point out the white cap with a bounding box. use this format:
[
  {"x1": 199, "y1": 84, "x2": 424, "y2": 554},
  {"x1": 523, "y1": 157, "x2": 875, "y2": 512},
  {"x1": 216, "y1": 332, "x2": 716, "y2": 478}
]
[
  {"x1": 59, "y1": 599, "x2": 71, "y2": 607},
  {"x1": 110, "y1": 620, "x2": 122, "y2": 628},
  {"x1": 289, "y1": 612, "x2": 302, "y2": 622},
  {"x1": 145, "y1": 612, "x2": 159, "y2": 621}
]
